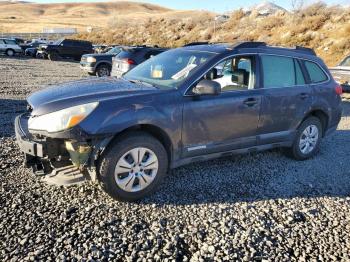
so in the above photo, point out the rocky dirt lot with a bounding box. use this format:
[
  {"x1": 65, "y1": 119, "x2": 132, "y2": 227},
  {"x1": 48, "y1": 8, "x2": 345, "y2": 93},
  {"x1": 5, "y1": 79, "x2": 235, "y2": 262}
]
[{"x1": 0, "y1": 56, "x2": 350, "y2": 261}]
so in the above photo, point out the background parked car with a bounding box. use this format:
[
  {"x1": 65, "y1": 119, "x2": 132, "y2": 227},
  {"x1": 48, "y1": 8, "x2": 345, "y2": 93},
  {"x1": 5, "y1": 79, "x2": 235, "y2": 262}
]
[
  {"x1": 111, "y1": 46, "x2": 168, "y2": 78},
  {"x1": 21, "y1": 41, "x2": 46, "y2": 57},
  {"x1": 330, "y1": 55, "x2": 350, "y2": 92},
  {"x1": 80, "y1": 46, "x2": 123, "y2": 77},
  {"x1": 37, "y1": 38, "x2": 93, "y2": 61},
  {"x1": 0, "y1": 38, "x2": 23, "y2": 56}
]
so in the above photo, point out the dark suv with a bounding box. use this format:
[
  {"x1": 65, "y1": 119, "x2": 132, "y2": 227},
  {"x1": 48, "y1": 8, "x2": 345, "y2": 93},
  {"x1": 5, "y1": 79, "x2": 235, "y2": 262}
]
[
  {"x1": 80, "y1": 46, "x2": 122, "y2": 77},
  {"x1": 37, "y1": 38, "x2": 93, "y2": 61},
  {"x1": 15, "y1": 42, "x2": 342, "y2": 201},
  {"x1": 111, "y1": 46, "x2": 168, "y2": 78}
]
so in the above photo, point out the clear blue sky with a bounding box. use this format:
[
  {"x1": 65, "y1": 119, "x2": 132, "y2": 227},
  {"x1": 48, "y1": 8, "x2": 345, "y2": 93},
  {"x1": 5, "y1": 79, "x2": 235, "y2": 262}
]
[{"x1": 28, "y1": 0, "x2": 348, "y2": 13}]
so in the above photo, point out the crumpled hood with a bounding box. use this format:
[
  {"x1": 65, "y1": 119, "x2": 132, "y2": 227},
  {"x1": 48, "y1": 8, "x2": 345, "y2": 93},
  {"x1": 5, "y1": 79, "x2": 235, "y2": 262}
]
[{"x1": 27, "y1": 78, "x2": 157, "y2": 116}]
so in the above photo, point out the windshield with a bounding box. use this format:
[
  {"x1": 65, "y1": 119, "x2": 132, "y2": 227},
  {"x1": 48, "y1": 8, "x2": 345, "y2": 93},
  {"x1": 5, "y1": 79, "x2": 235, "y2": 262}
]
[
  {"x1": 123, "y1": 49, "x2": 215, "y2": 89},
  {"x1": 54, "y1": 39, "x2": 64, "y2": 45},
  {"x1": 105, "y1": 47, "x2": 122, "y2": 55}
]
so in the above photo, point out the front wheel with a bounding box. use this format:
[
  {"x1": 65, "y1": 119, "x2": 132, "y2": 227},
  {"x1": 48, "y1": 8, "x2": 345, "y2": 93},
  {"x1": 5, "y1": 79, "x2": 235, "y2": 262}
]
[
  {"x1": 98, "y1": 132, "x2": 168, "y2": 201},
  {"x1": 6, "y1": 49, "x2": 14, "y2": 56},
  {"x1": 96, "y1": 64, "x2": 111, "y2": 77},
  {"x1": 48, "y1": 52, "x2": 60, "y2": 61},
  {"x1": 284, "y1": 116, "x2": 323, "y2": 160}
]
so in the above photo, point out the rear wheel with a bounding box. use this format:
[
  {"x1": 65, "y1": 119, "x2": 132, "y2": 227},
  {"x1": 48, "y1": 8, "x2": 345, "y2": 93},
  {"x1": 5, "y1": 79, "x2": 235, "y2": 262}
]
[
  {"x1": 96, "y1": 64, "x2": 111, "y2": 77},
  {"x1": 98, "y1": 132, "x2": 168, "y2": 201},
  {"x1": 284, "y1": 116, "x2": 323, "y2": 160},
  {"x1": 48, "y1": 52, "x2": 60, "y2": 61},
  {"x1": 6, "y1": 49, "x2": 14, "y2": 56}
]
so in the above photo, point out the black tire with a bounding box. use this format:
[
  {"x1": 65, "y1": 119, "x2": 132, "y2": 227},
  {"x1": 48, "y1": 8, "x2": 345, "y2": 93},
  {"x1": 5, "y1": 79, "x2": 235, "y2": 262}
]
[
  {"x1": 48, "y1": 52, "x2": 60, "y2": 61},
  {"x1": 96, "y1": 64, "x2": 111, "y2": 77},
  {"x1": 6, "y1": 49, "x2": 15, "y2": 56},
  {"x1": 284, "y1": 116, "x2": 323, "y2": 160},
  {"x1": 98, "y1": 132, "x2": 168, "y2": 201}
]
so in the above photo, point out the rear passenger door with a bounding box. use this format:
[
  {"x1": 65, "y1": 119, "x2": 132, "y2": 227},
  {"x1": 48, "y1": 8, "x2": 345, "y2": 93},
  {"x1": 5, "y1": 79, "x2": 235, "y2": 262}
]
[{"x1": 257, "y1": 55, "x2": 312, "y2": 145}]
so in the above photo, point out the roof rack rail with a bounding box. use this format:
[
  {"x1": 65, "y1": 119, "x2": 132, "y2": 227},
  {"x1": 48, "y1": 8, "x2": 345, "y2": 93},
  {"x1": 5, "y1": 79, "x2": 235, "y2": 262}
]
[
  {"x1": 231, "y1": 41, "x2": 267, "y2": 49},
  {"x1": 230, "y1": 41, "x2": 316, "y2": 56},
  {"x1": 295, "y1": 46, "x2": 316, "y2": 56},
  {"x1": 183, "y1": 42, "x2": 209, "y2": 47}
]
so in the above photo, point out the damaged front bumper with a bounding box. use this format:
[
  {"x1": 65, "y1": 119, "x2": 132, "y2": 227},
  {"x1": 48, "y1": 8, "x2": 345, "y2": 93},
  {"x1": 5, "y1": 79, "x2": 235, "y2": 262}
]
[{"x1": 15, "y1": 113, "x2": 112, "y2": 185}]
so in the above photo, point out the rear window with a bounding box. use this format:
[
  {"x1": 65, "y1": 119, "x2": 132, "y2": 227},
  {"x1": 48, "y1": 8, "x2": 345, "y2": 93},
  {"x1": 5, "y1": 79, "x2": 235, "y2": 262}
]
[
  {"x1": 115, "y1": 50, "x2": 138, "y2": 59},
  {"x1": 261, "y1": 55, "x2": 305, "y2": 88},
  {"x1": 304, "y1": 61, "x2": 328, "y2": 83}
]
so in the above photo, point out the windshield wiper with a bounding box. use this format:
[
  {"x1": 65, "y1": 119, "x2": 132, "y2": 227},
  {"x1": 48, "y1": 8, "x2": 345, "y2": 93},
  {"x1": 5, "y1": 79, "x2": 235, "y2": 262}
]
[{"x1": 128, "y1": 79, "x2": 158, "y2": 88}]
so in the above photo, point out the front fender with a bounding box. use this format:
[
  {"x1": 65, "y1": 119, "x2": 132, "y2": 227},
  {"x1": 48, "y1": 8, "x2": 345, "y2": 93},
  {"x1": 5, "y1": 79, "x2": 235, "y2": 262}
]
[{"x1": 79, "y1": 90, "x2": 183, "y2": 149}]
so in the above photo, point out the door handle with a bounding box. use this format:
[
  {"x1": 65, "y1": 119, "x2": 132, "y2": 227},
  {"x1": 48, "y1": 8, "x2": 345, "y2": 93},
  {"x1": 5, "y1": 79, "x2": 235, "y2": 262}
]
[
  {"x1": 299, "y1": 93, "x2": 309, "y2": 99},
  {"x1": 243, "y1": 98, "x2": 258, "y2": 107}
]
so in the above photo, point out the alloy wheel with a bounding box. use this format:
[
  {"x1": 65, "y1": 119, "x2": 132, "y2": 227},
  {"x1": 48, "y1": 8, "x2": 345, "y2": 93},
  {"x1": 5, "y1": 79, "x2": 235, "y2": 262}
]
[
  {"x1": 299, "y1": 124, "x2": 319, "y2": 154},
  {"x1": 98, "y1": 67, "x2": 110, "y2": 77},
  {"x1": 7, "y1": 50, "x2": 14, "y2": 56},
  {"x1": 114, "y1": 147, "x2": 159, "y2": 192}
]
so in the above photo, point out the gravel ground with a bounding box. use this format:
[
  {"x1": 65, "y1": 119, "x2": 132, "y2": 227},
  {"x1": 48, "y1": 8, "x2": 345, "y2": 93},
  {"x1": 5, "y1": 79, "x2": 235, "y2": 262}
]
[{"x1": 1, "y1": 56, "x2": 350, "y2": 261}]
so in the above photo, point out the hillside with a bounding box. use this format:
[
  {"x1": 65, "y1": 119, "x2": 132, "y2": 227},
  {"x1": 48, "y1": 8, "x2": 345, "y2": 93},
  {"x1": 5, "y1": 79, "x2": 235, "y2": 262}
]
[
  {"x1": 75, "y1": 2, "x2": 350, "y2": 66},
  {"x1": 0, "y1": 1, "x2": 349, "y2": 66},
  {"x1": 0, "y1": 1, "x2": 172, "y2": 32}
]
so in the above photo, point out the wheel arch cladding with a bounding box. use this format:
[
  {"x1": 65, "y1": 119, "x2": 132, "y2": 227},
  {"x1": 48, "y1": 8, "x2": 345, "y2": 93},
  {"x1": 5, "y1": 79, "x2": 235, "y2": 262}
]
[
  {"x1": 103, "y1": 124, "x2": 173, "y2": 167},
  {"x1": 302, "y1": 110, "x2": 329, "y2": 136}
]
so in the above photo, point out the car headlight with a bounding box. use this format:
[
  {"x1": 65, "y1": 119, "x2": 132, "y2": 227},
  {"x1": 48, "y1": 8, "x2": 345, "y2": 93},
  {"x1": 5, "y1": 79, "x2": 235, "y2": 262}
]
[
  {"x1": 28, "y1": 102, "x2": 98, "y2": 133},
  {"x1": 86, "y1": 57, "x2": 96, "y2": 63}
]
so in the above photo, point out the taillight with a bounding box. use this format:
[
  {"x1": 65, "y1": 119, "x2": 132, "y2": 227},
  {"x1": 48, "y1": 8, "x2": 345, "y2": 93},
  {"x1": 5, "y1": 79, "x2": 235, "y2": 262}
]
[
  {"x1": 335, "y1": 84, "x2": 343, "y2": 95},
  {"x1": 124, "y1": 58, "x2": 136, "y2": 65}
]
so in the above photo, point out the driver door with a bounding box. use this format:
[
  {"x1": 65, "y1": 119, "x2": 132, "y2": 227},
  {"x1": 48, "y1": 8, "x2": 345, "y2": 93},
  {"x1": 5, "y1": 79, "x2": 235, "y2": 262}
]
[{"x1": 181, "y1": 55, "x2": 262, "y2": 157}]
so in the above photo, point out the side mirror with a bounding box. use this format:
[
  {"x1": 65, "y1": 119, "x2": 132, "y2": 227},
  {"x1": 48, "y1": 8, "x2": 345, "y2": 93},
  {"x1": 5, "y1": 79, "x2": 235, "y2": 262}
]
[{"x1": 192, "y1": 80, "x2": 221, "y2": 96}]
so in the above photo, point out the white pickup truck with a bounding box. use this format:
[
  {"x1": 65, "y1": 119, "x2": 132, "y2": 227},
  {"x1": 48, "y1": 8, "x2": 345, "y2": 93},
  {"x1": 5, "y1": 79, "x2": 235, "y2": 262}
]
[{"x1": 330, "y1": 56, "x2": 350, "y2": 93}]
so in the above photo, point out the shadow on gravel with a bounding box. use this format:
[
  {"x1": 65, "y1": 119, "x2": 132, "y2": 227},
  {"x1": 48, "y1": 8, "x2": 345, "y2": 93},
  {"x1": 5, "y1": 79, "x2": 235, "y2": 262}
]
[
  {"x1": 0, "y1": 98, "x2": 27, "y2": 137},
  {"x1": 143, "y1": 129, "x2": 350, "y2": 205}
]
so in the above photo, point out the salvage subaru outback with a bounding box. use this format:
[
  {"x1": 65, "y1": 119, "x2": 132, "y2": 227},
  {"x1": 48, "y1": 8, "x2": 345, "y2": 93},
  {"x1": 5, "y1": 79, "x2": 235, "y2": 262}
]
[{"x1": 15, "y1": 42, "x2": 342, "y2": 201}]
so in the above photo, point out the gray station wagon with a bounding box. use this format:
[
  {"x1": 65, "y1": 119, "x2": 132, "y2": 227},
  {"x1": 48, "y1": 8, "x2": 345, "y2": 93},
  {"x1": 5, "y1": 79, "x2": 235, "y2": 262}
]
[{"x1": 15, "y1": 42, "x2": 342, "y2": 201}]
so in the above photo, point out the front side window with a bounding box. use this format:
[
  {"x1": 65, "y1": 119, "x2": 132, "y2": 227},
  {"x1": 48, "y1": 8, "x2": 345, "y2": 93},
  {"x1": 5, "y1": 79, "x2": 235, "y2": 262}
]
[
  {"x1": 199, "y1": 55, "x2": 256, "y2": 92},
  {"x1": 123, "y1": 49, "x2": 215, "y2": 89},
  {"x1": 261, "y1": 55, "x2": 306, "y2": 88},
  {"x1": 304, "y1": 61, "x2": 328, "y2": 83},
  {"x1": 0, "y1": 40, "x2": 4, "y2": 44}
]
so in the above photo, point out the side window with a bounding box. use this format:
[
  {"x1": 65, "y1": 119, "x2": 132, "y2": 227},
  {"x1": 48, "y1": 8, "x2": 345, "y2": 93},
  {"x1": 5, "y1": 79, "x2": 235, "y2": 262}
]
[
  {"x1": 203, "y1": 56, "x2": 255, "y2": 92},
  {"x1": 295, "y1": 60, "x2": 306, "y2": 85},
  {"x1": 0, "y1": 40, "x2": 4, "y2": 44},
  {"x1": 261, "y1": 55, "x2": 296, "y2": 88},
  {"x1": 304, "y1": 61, "x2": 328, "y2": 83},
  {"x1": 63, "y1": 40, "x2": 73, "y2": 46},
  {"x1": 4, "y1": 39, "x2": 16, "y2": 45}
]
